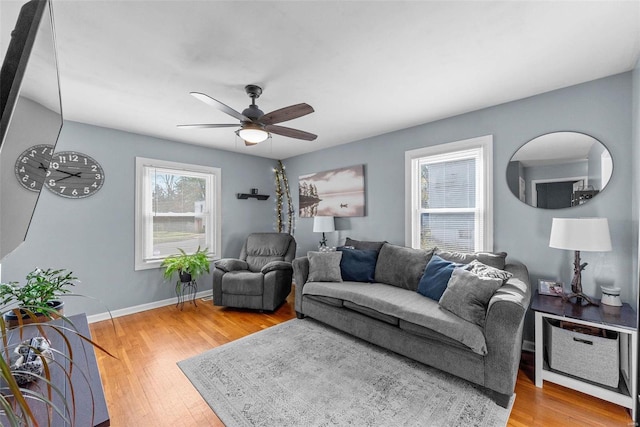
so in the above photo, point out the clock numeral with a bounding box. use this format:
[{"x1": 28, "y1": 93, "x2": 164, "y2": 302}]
[
  {"x1": 69, "y1": 154, "x2": 79, "y2": 162},
  {"x1": 91, "y1": 165, "x2": 98, "y2": 172},
  {"x1": 49, "y1": 179, "x2": 56, "y2": 187},
  {"x1": 71, "y1": 189, "x2": 78, "y2": 196},
  {"x1": 21, "y1": 157, "x2": 28, "y2": 164},
  {"x1": 30, "y1": 181, "x2": 36, "y2": 188},
  {"x1": 19, "y1": 166, "x2": 25, "y2": 173},
  {"x1": 58, "y1": 156, "x2": 66, "y2": 163},
  {"x1": 51, "y1": 162, "x2": 59, "y2": 170},
  {"x1": 22, "y1": 175, "x2": 29, "y2": 182},
  {"x1": 41, "y1": 147, "x2": 52, "y2": 155},
  {"x1": 59, "y1": 186, "x2": 66, "y2": 193},
  {"x1": 29, "y1": 150, "x2": 37, "y2": 157},
  {"x1": 46, "y1": 170, "x2": 52, "y2": 177},
  {"x1": 92, "y1": 182, "x2": 98, "y2": 188},
  {"x1": 84, "y1": 187, "x2": 90, "y2": 194},
  {"x1": 95, "y1": 174, "x2": 102, "y2": 180}
]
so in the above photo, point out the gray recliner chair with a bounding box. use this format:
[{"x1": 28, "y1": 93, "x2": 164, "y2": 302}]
[{"x1": 212, "y1": 233, "x2": 296, "y2": 311}]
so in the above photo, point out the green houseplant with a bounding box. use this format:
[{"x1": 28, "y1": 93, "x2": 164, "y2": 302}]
[
  {"x1": 161, "y1": 246, "x2": 211, "y2": 283},
  {"x1": 0, "y1": 268, "x2": 113, "y2": 426},
  {"x1": 0, "y1": 268, "x2": 76, "y2": 326}
]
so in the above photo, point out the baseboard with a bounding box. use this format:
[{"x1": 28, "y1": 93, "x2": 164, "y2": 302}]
[
  {"x1": 86, "y1": 290, "x2": 213, "y2": 324},
  {"x1": 522, "y1": 339, "x2": 535, "y2": 353}
]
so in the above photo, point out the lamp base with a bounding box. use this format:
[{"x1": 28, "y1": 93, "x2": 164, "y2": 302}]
[{"x1": 562, "y1": 291, "x2": 599, "y2": 306}]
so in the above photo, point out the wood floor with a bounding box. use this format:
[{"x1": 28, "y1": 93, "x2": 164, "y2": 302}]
[{"x1": 89, "y1": 293, "x2": 633, "y2": 426}]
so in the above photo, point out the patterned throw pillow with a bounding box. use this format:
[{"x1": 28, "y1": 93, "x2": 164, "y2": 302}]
[
  {"x1": 463, "y1": 259, "x2": 513, "y2": 282},
  {"x1": 307, "y1": 251, "x2": 343, "y2": 282}
]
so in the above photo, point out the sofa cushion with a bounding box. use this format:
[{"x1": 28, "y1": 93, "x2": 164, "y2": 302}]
[
  {"x1": 436, "y1": 250, "x2": 507, "y2": 270},
  {"x1": 439, "y1": 268, "x2": 503, "y2": 328},
  {"x1": 306, "y1": 294, "x2": 343, "y2": 307},
  {"x1": 344, "y1": 237, "x2": 387, "y2": 252},
  {"x1": 302, "y1": 281, "x2": 487, "y2": 354},
  {"x1": 343, "y1": 301, "x2": 399, "y2": 325},
  {"x1": 221, "y1": 271, "x2": 263, "y2": 295},
  {"x1": 417, "y1": 255, "x2": 461, "y2": 300},
  {"x1": 374, "y1": 244, "x2": 436, "y2": 291},
  {"x1": 337, "y1": 248, "x2": 378, "y2": 282},
  {"x1": 307, "y1": 251, "x2": 343, "y2": 282},
  {"x1": 464, "y1": 259, "x2": 513, "y2": 282}
]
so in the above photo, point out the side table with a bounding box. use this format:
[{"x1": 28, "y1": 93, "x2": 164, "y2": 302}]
[
  {"x1": 531, "y1": 290, "x2": 637, "y2": 421},
  {"x1": 175, "y1": 280, "x2": 198, "y2": 309}
]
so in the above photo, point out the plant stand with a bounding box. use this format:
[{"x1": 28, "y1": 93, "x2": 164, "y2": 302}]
[{"x1": 175, "y1": 280, "x2": 198, "y2": 310}]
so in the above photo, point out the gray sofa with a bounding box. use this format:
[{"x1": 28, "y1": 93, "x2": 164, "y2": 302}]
[{"x1": 292, "y1": 240, "x2": 531, "y2": 407}]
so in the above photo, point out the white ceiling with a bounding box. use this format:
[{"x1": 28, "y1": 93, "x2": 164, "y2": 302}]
[{"x1": 2, "y1": 0, "x2": 639, "y2": 160}]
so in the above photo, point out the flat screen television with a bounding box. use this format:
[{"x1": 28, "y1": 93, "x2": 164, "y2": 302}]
[{"x1": 0, "y1": 0, "x2": 62, "y2": 260}]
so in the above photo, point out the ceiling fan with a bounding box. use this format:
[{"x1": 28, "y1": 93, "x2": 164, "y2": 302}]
[{"x1": 178, "y1": 85, "x2": 317, "y2": 146}]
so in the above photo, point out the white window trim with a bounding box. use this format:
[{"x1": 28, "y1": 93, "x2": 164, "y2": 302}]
[
  {"x1": 404, "y1": 135, "x2": 493, "y2": 251},
  {"x1": 134, "y1": 157, "x2": 222, "y2": 271}
]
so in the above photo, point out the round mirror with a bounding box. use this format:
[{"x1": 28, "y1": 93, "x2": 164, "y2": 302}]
[{"x1": 507, "y1": 132, "x2": 613, "y2": 209}]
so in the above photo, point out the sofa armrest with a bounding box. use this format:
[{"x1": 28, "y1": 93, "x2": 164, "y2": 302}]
[
  {"x1": 261, "y1": 261, "x2": 293, "y2": 275},
  {"x1": 483, "y1": 261, "x2": 531, "y2": 395},
  {"x1": 214, "y1": 258, "x2": 249, "y2": 272},
  {"x1": 292, "y1": 256, "x2": 310, "y2": 313}
]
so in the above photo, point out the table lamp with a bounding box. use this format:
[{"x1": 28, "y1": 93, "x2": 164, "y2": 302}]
[
  {"x1": 549, "y1": 217, "x2": 612, "y2": 306},
  {"x1": 313, "y1": 216, "x2": 335, "y2": 247}
]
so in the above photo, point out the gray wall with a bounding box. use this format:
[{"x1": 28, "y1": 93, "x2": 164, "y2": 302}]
[
  {"x1": 284, "y1": 72, "x2": 635, "y2": 342},
  {"x1": 1, "y1": 121, "x2": 279, "y2": 315},
  {"x1": 633, "y1": 58, "x2": 640, "y2": 319}
]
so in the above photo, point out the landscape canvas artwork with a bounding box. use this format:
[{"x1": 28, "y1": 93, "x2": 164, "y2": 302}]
[{"x1": 299, "y1": 165, "x2": 365, "y2": 217}]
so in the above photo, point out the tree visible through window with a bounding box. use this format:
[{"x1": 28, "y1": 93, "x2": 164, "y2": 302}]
[
  {"x1": 406, "y1": 136, "x2": 493, "y2": 253},
  {"x1": 135, "y1": 158, "x2": 221, "y2": 270}
]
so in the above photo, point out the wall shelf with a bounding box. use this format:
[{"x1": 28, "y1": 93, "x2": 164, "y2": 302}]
[{"x1": 237, "y1": 193, "x2": 270, "y2": 200}]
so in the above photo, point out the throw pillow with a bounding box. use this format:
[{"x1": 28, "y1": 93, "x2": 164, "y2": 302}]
[
  {"x1": 337, "y1": 247, "x2": 378, "y2": 282},
  {"x1": 344, "y1": 237, "x2": 387, "y2": 252},
  {"x1": 435, "y1": 249, "x2": 508, "y2": 270},
  {"x1": 307, "y1": 251, "x2": 343, "y2": 282},
  {"x1": 374, "y1": 243, "x2": 436, "y2": 291},
  {"x1": 464, "y1": 259, "x2": 513, "y2": 282},
  {"x1": 439, "y1": 268, "x2": 503, "y2": 328},
  {"x1": 416, "y1": 255, "x2": 461, "y2": 300}
]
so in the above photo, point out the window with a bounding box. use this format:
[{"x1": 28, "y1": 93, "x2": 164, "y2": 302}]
[
  {"x1": 135, "y1": 158, "x2": 221, "y2": 270},
  {"x1": 405, "y1": 135, "x2": 493, "y2": 252}
]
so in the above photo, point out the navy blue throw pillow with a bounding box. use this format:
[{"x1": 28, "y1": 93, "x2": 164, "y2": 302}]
[
  {"x1": 417, "y1": 255, "x2": 461, "y2": 300},
  {"x1": 337, "y1": 247, "x2": 378, "y2": 282}
]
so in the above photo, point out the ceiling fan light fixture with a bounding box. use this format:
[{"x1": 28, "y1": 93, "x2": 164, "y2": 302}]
[{"x1": 237, "y1": 123, "x2": 269, "y2": 143}]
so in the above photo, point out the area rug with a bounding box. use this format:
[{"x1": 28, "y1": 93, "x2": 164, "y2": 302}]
[{"x1": 178, "y1": 319, "x2": 513, "y2": 426}]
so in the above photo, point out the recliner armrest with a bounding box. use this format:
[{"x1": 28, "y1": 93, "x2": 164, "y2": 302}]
[
  {"x1": 261, "y1": 261, "x2": 293, "y2": 274},
  {"x1": 214, "y1": 258, "x2": 249, "y2": 272}
]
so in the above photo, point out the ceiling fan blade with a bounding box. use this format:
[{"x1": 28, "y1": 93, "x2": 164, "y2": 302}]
[
  {"x1": 260, "y1": 103, "x2": 314, "y2": 125},
  {"x1": 190, "y1": 92, "x2": 248, "y2": 122},
  {"x1": 266, "y1": 125, "x2": 317, "y2": 141},
  {"x1": 177, "y1": 124, "x2": 238, "y2": 129}
]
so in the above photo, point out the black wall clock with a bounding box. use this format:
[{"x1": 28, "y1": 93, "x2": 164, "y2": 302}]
[
  {"x1": 14, "y1": 144, "x2": 55, "y2": 192},
  {"x1": 45, "y1": 151, "x2": 105, "y2": 198}
]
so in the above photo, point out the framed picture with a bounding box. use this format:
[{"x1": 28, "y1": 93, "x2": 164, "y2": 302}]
[
  {"x1": 538, "y1": 279, "x2": 565, "y2": 296},
  {"x1": 298, "y1": 165, "x2": 365, "y2": 218}
]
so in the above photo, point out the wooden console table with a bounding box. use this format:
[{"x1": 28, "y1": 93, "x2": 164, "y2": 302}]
[
  {"x1": 531, "y1": 291, "x2": 637, "y2": 421},
  {"x1": 1, "y1": 313, "x2": 110, "y2": 426}
]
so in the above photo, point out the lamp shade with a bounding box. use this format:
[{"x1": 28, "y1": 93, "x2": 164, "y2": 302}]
[
  {"x1": 313, "y1": 216, "x2": 335, "y2": 233},
  {"x1": 549, "y1": 217, "x2": 612, "y2": 252}
]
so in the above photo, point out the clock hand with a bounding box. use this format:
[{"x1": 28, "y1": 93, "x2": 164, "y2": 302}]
[
  {"x1": 57, "y1": 169, "x2": 81, "y2": 177},
  {"x1": 38, "y1": 162, "x2": 48, "y2": 171}
]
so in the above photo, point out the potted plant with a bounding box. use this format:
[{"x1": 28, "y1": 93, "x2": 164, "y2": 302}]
[
  {"x1": 0, "y1": 267, "x2": 114, "y2": 426},
  {"x1": 0, "y1": 267, "x2": 76, "y2": 326},
  {"x1": 161, "y1": 246, "x2": 211, "y2": 283}
]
